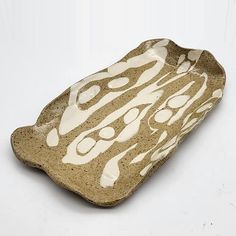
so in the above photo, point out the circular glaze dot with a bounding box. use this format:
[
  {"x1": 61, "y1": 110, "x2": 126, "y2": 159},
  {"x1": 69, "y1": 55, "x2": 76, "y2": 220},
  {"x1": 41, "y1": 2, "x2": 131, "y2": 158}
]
[
  {"x1": 108, "y1": 77, "x2": 129, "y2": 89},
  {"x1": 168, "y1": 95, "x2": 190, "y2": 108},
  {"x1": 99, "y1": 127, "x2": 115, "y2": 139},
  {"x1": 154, "y1": 109, "x2": 172, "y2": 123},
  {"x1": 77, "y1": 137, "x2": 96, "y2": 154},
  {"x1": 124, "y1": 108, "x2": 140, "y2": 124}
]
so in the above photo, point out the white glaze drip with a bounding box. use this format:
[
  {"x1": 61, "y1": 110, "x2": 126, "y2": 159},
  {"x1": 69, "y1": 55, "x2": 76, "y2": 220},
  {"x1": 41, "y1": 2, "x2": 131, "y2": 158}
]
[
  {"x1": 100, "y1": 144, "x2": 137, "y2": 187},
  {"x1": 123, "y1": 108, "x2": 140, "y2": 124},
  {"x1": 140, "y1": 163, "x2": 152, "y2": 176}
]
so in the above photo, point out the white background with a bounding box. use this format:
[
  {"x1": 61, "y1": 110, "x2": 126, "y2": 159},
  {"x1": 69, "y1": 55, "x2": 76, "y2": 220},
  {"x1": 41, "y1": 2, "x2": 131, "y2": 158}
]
[{"x1": 0, "y1": 0, "x2": 236, "y2": 235}]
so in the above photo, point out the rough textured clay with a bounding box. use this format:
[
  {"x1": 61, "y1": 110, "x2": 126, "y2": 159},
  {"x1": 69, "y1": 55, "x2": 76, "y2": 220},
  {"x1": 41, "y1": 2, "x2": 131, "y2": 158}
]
[{"x1": 11, "y1": 39, "x2": 226, "y2": 207}]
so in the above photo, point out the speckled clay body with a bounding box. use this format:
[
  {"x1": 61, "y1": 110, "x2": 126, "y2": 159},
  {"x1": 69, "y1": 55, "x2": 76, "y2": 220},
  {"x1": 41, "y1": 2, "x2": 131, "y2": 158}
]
[{"x1": 11, "y1": 39, "x2": 226, "y2": 207}]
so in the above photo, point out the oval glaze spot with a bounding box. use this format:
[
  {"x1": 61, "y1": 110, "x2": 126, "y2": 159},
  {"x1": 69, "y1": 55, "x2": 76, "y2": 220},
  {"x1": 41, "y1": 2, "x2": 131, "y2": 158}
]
[
  {"x1": 78, "y1": 85, "x2": 100, "y2": 104},
  {"x1": 123, "y1": 108, "x2": 140, "y2": 124},
  {"x1": 212, "y1": 89, "x2": 223, "y2": 98},
  {"x1": 46, "y1": 128, "x2": 59, "y2": 147},
  {"x1": 188, "y1": 50, "x2": 202, "y2": 61},
  {"x1": 99, "y1": 127, "x2": 115, "y2": 139},
  {"x1": 155, "y1": 39, "x2": 169, "y2": 47},
  {"x1": 178, "y1": 54, "x2": 185, "y2": 65},
  {"x1": 108, "y1": 77, "x2": 129, "y2": 89},
  {"x1": 177, "y1": 61, "x2": 191, "y2": 74},
  {"x1": 77, "y1": 137, "x2": 96, "y2": 154},
  {"x1": 168, "y1": 95, "x2": 190, "y2": 108},
  {"x1": 154, "y1": 109, "x2": 172, "y2": 123}
]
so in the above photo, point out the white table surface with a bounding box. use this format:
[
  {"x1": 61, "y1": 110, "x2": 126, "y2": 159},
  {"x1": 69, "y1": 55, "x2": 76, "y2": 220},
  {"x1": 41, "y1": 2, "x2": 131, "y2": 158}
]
[{"x1": 0, "y1": 0, "x2": 236, "y2": 235}]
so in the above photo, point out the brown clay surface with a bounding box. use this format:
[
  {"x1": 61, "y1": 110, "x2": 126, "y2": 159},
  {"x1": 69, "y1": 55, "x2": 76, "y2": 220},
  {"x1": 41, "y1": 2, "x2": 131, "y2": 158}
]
[{"x1": 11, "y1": 39, "x2": 226, "y2": 207}]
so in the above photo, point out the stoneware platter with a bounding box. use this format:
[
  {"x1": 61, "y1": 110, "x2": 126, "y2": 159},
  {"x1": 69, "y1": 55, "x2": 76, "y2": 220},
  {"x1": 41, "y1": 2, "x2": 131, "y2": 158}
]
[{"x1": 11, "y1": 39, "x2": 226, "y2": 207}]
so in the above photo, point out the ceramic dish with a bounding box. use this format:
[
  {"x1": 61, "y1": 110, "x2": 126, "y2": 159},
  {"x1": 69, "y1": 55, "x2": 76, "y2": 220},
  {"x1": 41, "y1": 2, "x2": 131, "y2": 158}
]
[{"x1": 11, "y1": 39, "x2": 226, "y2": 207}]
